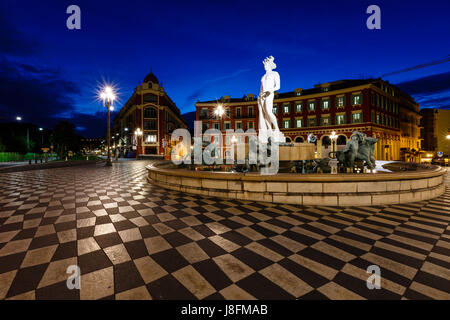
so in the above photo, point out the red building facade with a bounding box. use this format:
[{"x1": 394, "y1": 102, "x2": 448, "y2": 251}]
[
  {"x1": 113, "y1": 70, "x2": 187, "y2": 157},
  {"x1": 195, "y1": 79, "x2": 421, "y2": 160}
]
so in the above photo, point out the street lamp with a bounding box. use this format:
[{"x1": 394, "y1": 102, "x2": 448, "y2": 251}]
[
  {"x1": 39, "y1": 128, "x2": 44, "y2": 146},
  {"x1": 330, "y1": 131, "x2": 337, "y2": 158},
  {"x1": 134, "y1": 128, "x2": 143, "y2": 158},
  {"x1": 15, "y1": 116, "x2": 30, "y2": 151},
  {"x1": 214, "y1": 104, "x2": 225, "y2": 118},
  {"x1": 99, "y1": 85, "x2": 116, "y2": 166}
]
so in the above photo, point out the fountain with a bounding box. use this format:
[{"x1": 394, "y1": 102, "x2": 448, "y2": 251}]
[{"x1": 147, "y1": 56, "x2": 446, "y2": 206}]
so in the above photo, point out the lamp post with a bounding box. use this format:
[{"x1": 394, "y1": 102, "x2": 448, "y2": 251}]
[
  {"x1": 330, "y1": 131, "x2": 337, "y2": 158},
  {"x1": 39, "y1": 127, "x2": 43, "y2": 146},
  {"x1": 134, "y1": 128, "x2": 143, "y2": 159},
  {"x1": 99, "y1": 86, "x2": 116, "y2": 166},
  {"x1": 446, "y1": 133, "x2": 450, "y2": 166},
  {"x1": 213, "y1": 104, "x2": 226, "y2": 158},
  {"x1": 16, "y1": 116, "x2": 30, "y2": 152}
]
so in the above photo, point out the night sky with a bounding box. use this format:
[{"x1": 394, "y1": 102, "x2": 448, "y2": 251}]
[{"x1": 1, "y1": 0, "x2": 449, "y2": 137}]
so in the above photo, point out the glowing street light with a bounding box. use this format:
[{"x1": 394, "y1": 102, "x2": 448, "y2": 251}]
[
  {"x1": 214, "y1": 104, "x2": 225, "y2": 118},
  {"x1": 99, "y1": 85, "x2": 117, "y2": 166},
  {"x1": 330, "y1": 131, "x2": 337, "y2": 159},
  {"x1": 231, "y1": 135, "x2": 237, "y2": 144},
  {"x1": 134, "y1": 128, "x2": 143, "y2": 158},
  {"x1": 16, "y1": 116, "x2": 22, "y2": 121}
]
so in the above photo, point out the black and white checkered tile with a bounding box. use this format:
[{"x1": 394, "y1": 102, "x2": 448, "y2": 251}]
[{"x1": 0, "y1": 162, "x2": 448, "y2": 300}]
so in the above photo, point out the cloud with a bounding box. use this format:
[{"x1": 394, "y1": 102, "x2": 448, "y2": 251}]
[
  {"x1": 184, "y1": 68, "x2": 251, "y2": 106},
  {"x1": 0, "y1": 58, "x2": 80, "y2": 119},
  {"x1": 0, "y1": 9, "x2": 38, "y2": 56},
  {"x1": 0, "y1": 57, "x2": 107, "y2": 137},
  {"x1": 414, "y1": 94, "x2": 450, "y2": 108},
  {"x1": 203, "y1": 68, "x2": 251, "y2": 85},
  {"x1": 396, "y1": 71, "x2": 450, "y2": 96}
]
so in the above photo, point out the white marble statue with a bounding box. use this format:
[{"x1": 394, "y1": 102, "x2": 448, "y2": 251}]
[{"x1": 258, "y1": 56, "x2": 285, "y2": 143}]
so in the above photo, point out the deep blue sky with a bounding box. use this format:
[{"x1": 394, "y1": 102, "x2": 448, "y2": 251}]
[{"x1": 1, "y1": 0, "x2": 449, "y2": 137}]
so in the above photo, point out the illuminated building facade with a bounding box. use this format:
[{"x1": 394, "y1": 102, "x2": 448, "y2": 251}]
[
  {"x1": 420, "y1": 108, "x2": 450, "y2": 156},
  {"x1": 113, "y1": 69, "x2": 187, "y2": 157}
]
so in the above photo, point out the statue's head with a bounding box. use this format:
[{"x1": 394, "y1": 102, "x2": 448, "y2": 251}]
[{"x1": 263, "y1": 56, "x2": 276, "y2": 71}]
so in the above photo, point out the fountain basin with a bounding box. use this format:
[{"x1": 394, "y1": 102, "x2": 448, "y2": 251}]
[{"x1": 146, "y1": 162, "x2": 446, "y2": 206}]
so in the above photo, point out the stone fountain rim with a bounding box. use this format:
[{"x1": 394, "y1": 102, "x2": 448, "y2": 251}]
[{"x1": 146, "y1": 162, "x2": 446, "y2": 183}]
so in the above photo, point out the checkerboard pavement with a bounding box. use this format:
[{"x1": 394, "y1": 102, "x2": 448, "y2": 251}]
[{"x1": 0, "y1": 161, "x2": 449, "y2": 300}]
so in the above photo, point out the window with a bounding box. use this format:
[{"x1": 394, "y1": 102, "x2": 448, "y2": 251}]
[
  {"x1": 308, "y1": 118, "x2": 316, "y2": 127},
  {"x1": 144, "y1": 120, "x2": 156, "y2": 130},
  {"x1": 200, "y1": 108, "x2": 209, "y2": 119},
  {"x1": 376, "y1": 113, "x2": 380, "y2": 124},
  {"x1": 144, "y1": 134, "x2": 157, "y2": 143},
  {"x1": 295, "y1": 103, "x2": 302, "y2": 112},
  {"x1": 236, "y1": 121, "x2": 242, "y2": 130},
  {"x1": 371, "y1": 111, "x2": 375, "y2": 122},
  {"x1": 283, "y1": 104, "x2": 290, "y2": 113},
  {"x1": 225, "y1": 108, "x2": 231, "y2": 117},
  {"x1": 308, "y1": 101, "x2": 315, "y2": 111},
  {"x1": 202, "y1": 123, "x2": 209, "y2": 132},
  {"x1": 336, "y1": 114, "x2": 346, "y2": 125},
  {"x1": 248, "y1": 122, "x2": 254, "y2": 129},
  {"x1": 236, "y1": 108, "x2": 241, "y2": 118},
  {"x1": 143, "y1": 95, "x2": 157, "y2": 103},
  {"x1": 225, "y1": 136, "x2": 230, "y2": 145},
  {"x1": 144, "y1": 107, "x2": 157, "y2": 118},
  {"x1": 336, "y1": 96, "x2": 345, "y2": 107},
  {"x1": 321, "y1": 99, "x2": 330, "y2": 110},
  {"x1": 273, "y1": 106, "x2": 278, "y2": 114},
  {"x1": 248, "y1": 107, "x2": 253, "y2": 117},
  {"x1": 296, "y1": 119, "x2": 303, "y2": 128},
  {"x1": 352, "y1": 112, "x2": 362, "y2": 123},
  {"x1": 224, "y1": 122, "x2": 231, "y2": 130},
  {"x1": 283, "y1": 120, "x2": 290, "y2": 128},
  {"x1": 352, "y1": 94, "x2": 362, "y2": 105},
  {"x1": 213, "y1": 122, "x2": 220, "y2": 130},
  {"x1": 320, "y1": 116, "x2": 330, "y2": 126}
]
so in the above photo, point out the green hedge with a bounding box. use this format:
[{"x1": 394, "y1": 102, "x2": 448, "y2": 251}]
[{"x1": 0, "y1": 152, "x2": 23, "y2": 162}]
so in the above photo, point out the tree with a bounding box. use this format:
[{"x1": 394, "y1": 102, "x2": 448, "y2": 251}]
[{"x1": 50, "y1": 121, "x2": 81, "y2": 159}]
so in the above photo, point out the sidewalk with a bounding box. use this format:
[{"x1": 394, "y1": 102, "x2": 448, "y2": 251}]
[{"x1": 0, "y1": 159, "x2": 104, "y2": 173}]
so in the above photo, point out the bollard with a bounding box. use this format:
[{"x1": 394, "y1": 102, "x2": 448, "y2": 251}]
[
  {"x1": 29, "y1": 159, "x2": 32, "y2": 165},
  {"x1": 40, "y1": 158, "x2": 43, "y2": 163},
  {"x1": 86, "y1": 156, "x2": 89, "y2": 161},
  {"x1": 65, "y1": 156, "x2": 68, "y2": 161},
  {"x1": 35, "y1": 158, "x2": 38, "y2": 164}
]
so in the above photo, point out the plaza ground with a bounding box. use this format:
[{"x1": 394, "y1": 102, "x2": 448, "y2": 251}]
[{"x1": 0, "y1": 160, "x2": 449, "y2": 300}]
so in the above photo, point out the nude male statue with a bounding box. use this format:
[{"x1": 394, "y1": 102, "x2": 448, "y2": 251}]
[{"x1": 258, "y1": 56, "x2": 284, "y2": 143}]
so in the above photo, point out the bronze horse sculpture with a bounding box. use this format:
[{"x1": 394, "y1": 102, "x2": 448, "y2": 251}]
[{"x1": 331, "y1": 132, "x2": 377, "y2": 170}]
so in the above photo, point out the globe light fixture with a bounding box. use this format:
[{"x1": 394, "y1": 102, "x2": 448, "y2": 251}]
[
  {"x1": 16, "y1": 116, "x2": 22, "y2": 121},
  {"x1": 330, "y1": 131, "x2": 337, "y2": 158},
  {"x1": 99, "y1": 84, "x2": 117, "y2": 166},
  {"x1": 214, "y1": 104, "x2": 225, "y2": 118}
]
